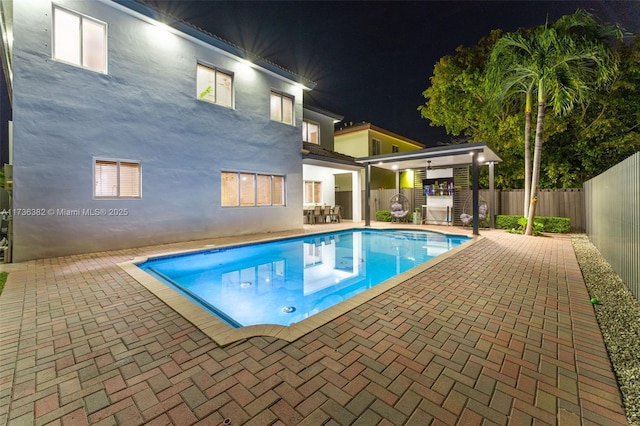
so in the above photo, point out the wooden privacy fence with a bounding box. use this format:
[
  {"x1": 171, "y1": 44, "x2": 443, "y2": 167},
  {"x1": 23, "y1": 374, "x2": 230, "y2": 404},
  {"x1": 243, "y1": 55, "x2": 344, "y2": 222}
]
[
  {"x1": 337, "y1": 188, "x2": 585, "y2": 231},
  {"x1": 481, "y1": 189, "x2": 585, "y2": 232}
]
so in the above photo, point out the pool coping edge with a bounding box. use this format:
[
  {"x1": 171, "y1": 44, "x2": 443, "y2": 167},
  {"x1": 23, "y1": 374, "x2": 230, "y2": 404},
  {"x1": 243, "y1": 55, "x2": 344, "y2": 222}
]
[{"x1": 118, "y1": 228, "x2": 482, "y2": 346}]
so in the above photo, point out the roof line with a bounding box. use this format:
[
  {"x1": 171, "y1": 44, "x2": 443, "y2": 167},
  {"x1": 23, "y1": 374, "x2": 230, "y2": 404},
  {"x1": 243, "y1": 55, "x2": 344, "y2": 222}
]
[
  {"x1": 109, "y1": 0, "x2": 317, "y2": 90},
  {"x1": 335, "y1": 122, "x2": 424, "y2": 148},
  {"x1": 354, "y1": 142, "x2": 492, "y2": 164},
  {"x1": 303, "y1": 105, "x2": 344, "y2": 122}
]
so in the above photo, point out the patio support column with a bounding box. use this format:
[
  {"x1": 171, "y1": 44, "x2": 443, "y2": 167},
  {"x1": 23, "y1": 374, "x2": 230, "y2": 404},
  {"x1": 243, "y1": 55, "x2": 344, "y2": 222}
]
[
  {"x1": 364, "y1": 163, "x2": 371, "y2": 226},
  {"x1": 395, "y1": 170, "x2": 400, "y2": 193},
  {"x1": 489, "y1": 161, "x2": 495, "y2": 228},
  {"x1": 472, "y1": 152, "x2": 479, "y2": 235},
  {"x1": 352, "y1": 170, "x2": 362, "y2": 222}
]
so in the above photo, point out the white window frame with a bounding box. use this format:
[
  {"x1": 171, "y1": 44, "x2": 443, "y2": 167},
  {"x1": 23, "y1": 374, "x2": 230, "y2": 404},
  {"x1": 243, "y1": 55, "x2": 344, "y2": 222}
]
[
  {"x1": 52, "y1": 5, "x2": 107, "y2": 73},
  {"x1": 196, "y1": 63, "x2": 233, "y2": 108},
  {"x1": 94, "y1": 158, "x2": 141, "y2": 199},
  {"x1": 221, "y1": 171, "x2": 286, "y2": 207},
  {"x1": 304, "y1": 180, "x2": 322, "y2": 205},
  {"x1": 270, "y1": 91, "x2": 294, "y2": 125},
  {"x1": 303, "y1": 120, "x2": 320, "y2": 144}
]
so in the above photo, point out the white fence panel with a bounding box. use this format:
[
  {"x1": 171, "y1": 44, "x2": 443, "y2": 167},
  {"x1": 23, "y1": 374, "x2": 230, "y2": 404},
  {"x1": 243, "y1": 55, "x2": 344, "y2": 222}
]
[{"x1": 585, "y1": 152, "x2": 640, "y2": 301}]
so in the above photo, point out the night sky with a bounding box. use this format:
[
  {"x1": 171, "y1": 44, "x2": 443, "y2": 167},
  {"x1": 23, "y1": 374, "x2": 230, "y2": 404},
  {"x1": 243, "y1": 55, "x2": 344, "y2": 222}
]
[{"x1": 145, "y1": 1, "x2": 639, "y2": 147}]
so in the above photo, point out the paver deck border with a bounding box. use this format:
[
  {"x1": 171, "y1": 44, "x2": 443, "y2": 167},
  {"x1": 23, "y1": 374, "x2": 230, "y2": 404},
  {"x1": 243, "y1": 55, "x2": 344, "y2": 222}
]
[{"x1": 0, "y1": 224, "x2": 627, "y2": 425}]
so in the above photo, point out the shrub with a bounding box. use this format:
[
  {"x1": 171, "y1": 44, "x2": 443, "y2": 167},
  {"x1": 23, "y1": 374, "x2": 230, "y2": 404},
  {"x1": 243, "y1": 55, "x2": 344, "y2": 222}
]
[
  {"x1": 495, "y1": 215, "x2": 521, "y2": 230},
  {"x1": 0, "y1": 271, "x2": 7, "y2": 296},
  {"x1": 376, "y1": 210, "x2": 392, "y2": 222},
  {"x1": 539, "y1": 216, "x2": 571, "y2": 233},
  {"x1": 496, "y1": 215, "x2": 570, "y2": 233}
]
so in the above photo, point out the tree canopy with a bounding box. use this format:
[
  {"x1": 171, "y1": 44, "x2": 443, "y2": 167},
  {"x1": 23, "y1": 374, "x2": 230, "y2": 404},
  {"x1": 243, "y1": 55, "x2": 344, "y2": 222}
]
[{"x1": 418, "y1": 13, "x2": 640, "y2": 190}]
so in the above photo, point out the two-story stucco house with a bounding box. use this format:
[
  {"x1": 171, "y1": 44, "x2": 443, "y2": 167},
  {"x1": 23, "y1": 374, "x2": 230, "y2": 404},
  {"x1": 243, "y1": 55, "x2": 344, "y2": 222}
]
[{"x1": 1, "y1": 0, "x2": 328, "y2": 262}]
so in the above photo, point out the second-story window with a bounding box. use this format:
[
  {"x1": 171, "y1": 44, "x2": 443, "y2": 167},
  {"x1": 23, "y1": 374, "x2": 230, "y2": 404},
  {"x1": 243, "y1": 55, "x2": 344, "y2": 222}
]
[
  {"x1": 197, "y1": 64, "x2": 233, "y2": 108},
  {"x1": 303, "y1": 121, "x2": 319, "y2": 144},
  {"x1": 270, "y1": 91, "x2": 293, "y2": 125},
  {"x1": 371, "y1": 139, "x2": 381, "y2": 155},
  {"x1": 53, "y1": 6, "x2": 107, "y2": 73},
  {"x1": 392, "y1": 145, "x2": 399, "y2": 153}
]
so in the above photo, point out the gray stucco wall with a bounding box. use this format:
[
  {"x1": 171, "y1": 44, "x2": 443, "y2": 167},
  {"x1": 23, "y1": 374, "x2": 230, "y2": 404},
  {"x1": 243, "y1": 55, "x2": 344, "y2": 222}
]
[{"x1": 12, "y1": 0, "x2": 305, "y2": 261}]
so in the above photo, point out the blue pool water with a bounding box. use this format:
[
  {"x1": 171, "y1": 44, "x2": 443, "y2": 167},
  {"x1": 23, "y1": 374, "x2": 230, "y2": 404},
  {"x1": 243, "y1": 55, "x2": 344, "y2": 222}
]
[{"x1": 138, "y1": 229, "x2": 469, "y2": 328}]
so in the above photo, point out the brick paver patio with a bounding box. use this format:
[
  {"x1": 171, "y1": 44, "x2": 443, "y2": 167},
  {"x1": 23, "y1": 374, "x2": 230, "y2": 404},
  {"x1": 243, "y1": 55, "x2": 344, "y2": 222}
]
[{"x1": 0, "y1": 224, "x2": 626, "y2": 425}]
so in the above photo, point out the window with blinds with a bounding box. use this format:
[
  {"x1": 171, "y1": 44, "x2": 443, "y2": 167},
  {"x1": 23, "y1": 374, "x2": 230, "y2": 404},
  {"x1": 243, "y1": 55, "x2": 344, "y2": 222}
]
[
  {"x1": 222, "y1": 172, "x2": 286, "y2": 207},
  {"x1": 221, "y1": 172, "x2": 239, "y2": 206},
  {"x1": 304, "y1": 181, "x2": 322, "y2": 204},
  {"x1": 94, "y1": 160, "x2": 141, "y2": 198}
]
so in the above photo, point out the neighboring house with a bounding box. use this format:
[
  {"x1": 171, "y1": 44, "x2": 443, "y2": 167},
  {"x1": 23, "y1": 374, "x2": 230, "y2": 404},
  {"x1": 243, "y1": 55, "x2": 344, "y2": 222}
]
[
  {"x1": 0, "y1": 0, "x2": 324, "y2": 261},
  {"x1": 334, "y1": 122, "x2": 424, "y2": 190},
  {"x1": 301, "y1": 106, "x2": 363, "y2": 221}
]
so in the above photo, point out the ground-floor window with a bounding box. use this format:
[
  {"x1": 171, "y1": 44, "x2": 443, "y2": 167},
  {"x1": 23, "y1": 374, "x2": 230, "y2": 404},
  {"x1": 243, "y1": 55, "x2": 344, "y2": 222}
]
[
  {"x1": 222, "y1": 171, "x2": 285, "y2": 207},
  {"x1": 94, "y1": 159, "x2": 141, "y2": 198},
  {"x1": 304, "y1": 180, "x2": 322, "y2": 204}
]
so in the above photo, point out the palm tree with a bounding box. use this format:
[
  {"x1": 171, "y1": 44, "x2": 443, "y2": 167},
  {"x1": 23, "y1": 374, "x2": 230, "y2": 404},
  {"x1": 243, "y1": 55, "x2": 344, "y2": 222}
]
[
  {"x1": 487, "y1": 10, "x2": 620, "y2": 235},
  {"x1": 487, "y1": 30, "x2": 536, "y2": 218}
]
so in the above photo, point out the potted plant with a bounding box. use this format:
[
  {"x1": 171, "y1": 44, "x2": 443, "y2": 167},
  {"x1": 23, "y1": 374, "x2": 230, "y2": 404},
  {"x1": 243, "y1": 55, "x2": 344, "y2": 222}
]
[{"x1": 413, "y1": 207, "x2": 422, "y2": 224}]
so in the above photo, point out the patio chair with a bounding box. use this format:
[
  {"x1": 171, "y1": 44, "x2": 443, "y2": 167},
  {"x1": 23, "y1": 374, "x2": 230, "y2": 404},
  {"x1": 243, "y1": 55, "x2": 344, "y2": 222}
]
[
  {"x1": 389, "y1": 194, "x2": 410, "y2": 222},
  {"x1": 322, "y1": 205, "x2": 332, "y2": 223},
  {"x1": 331, "y1": 205, "x2": 342, "y2": 223},
  {"x1": 312, "y1": 206, "x2": 323, "y2": 224},
  {"x1": 460, "y1": 200, "x2": 488, "y2": 226}
]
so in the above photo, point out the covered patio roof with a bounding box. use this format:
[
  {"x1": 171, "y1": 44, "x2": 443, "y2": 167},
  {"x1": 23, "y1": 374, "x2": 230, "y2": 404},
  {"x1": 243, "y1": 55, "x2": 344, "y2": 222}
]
[
  {"x1": 354, "y1": 142, "x2": 502, "y2": 235},
  {"x1": 353, "y1": 141, "x2": 502, "y2": 170}
]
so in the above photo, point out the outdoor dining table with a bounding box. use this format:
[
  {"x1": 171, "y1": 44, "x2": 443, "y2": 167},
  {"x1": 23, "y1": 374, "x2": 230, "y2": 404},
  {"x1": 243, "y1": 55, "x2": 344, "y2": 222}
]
[{"x1": 304, "y1": 207, "x2": 333, "y2": 224}]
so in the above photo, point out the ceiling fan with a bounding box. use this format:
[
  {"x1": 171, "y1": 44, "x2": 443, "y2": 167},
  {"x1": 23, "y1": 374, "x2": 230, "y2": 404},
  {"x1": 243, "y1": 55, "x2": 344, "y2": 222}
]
[{"x1": 426, "y1": 159, "x2": 450, "y2": 171}]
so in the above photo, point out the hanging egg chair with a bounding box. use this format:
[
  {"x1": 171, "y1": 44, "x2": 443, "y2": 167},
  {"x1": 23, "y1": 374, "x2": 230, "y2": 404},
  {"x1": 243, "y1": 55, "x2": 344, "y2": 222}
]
[
  {"x1": 460, "y1": 194, "x2": 488, "y2": 226},
  {"x1": 389, "y1": 193, "x2": 410, "y2": 222}
]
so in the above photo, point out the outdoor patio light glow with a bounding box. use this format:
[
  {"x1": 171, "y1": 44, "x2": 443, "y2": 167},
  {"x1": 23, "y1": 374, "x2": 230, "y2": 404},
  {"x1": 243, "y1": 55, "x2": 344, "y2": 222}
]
[
  {"x1": 237, "y1": 58, "x2": 256, "y2": 81},
  {"x1": 146, "y1": 21, "x2": 178, "y2": 47},
  {"x1": 237, "y1": 58, "x2": 253, "y2": 69},
  {"x1": 154, "y1": 22, "x2": 171, "y2": 32},
  {"x1": 392, "y1": 165, "x2": 398, "y2": 170}
]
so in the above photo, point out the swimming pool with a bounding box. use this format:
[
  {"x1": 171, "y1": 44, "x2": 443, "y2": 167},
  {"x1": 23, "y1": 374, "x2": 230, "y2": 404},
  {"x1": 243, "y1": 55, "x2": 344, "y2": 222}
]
[{"x1": 136, "y1": 229, "x2": 469, "y2": 329}]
